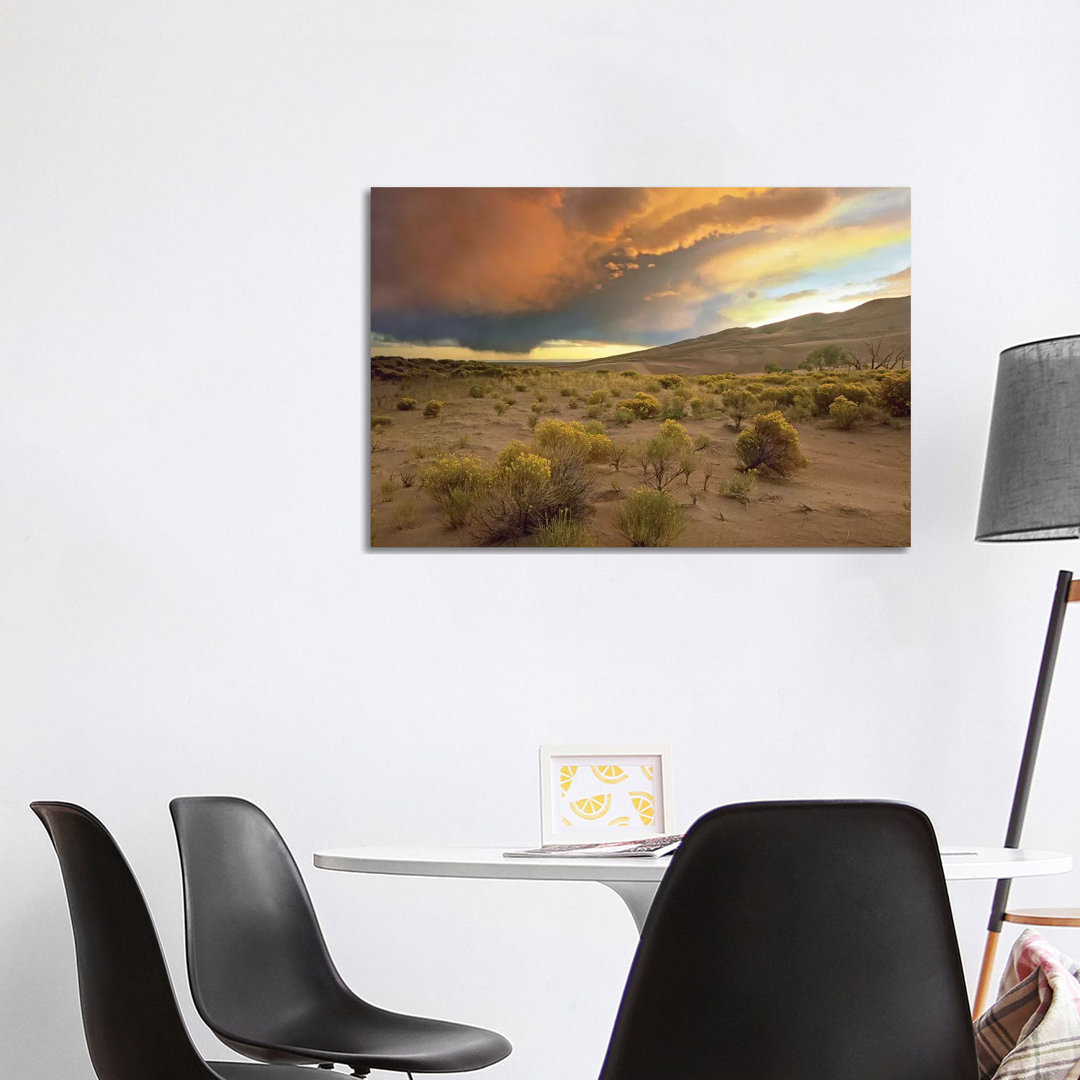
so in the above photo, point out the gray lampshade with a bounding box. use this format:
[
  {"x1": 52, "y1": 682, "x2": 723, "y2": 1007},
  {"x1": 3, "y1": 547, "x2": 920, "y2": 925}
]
[{"x1": 976, "y1": 335, "x2": 1080, "y2": 541}]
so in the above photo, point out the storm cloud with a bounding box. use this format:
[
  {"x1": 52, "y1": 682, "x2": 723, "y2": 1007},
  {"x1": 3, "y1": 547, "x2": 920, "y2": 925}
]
[{"x1": 371, "y1": 187, "x2": 910, "y2": 357}]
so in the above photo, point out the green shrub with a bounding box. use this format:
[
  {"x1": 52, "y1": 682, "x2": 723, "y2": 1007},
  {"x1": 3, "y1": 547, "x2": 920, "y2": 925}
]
[
  {"x1": 619, "y1": 369, "x2": 639, "y2": 378},
  {"x1": 379, "y1": 478, "x2": 397, "y2": 503},
  {"x1": 721, "y1": 388, "x2": 758, "y2": 431},
  {"x1": 641, "y1": 421, "x2": 694, "y2": 490},
  {"x1": 559, "y1": 386, "x2": 573, "y2": 396},
  {"x1": 469, "y1": 384, "x2": 486, "y2": 398},
  {"x1": 587, "y1": 389, "x2": 607, "y2": 405},
  {"x1": 514, "y1": 382, "x2": 529, "y2": 392},
  {"x1": 371, "y1": 414, "x2": 393, "y2": 429},
  {"x1": 396, "y1": 396, "x2": 416, "y2": 411},
  {"x1": 422, "y1": 400, "x2": 444, "y2": 418},
  {"x1": 734, "y1": 411, "x2": 808, "y2": 476},
  {"x1": 689, "y1": 396, "x2": 707, "y2": 418},
  {"x1": 875, "y1": 370, "x2": 911, "y2": 416},
  {"x1": 494, "y1": 401, "x2": 508, "y2": 416},
  {"x1": 585, "y1": 404, "x2": 602, "y2": 419},
  {"x1": 660, "y1": 399, "x2": 687, "y2": 420},
  {"x1": 802, "y1": 343, "x2": 852, "y2": 370},
  {"x1": 656, "y1": 374, "x2": 685, "y2": 389},
  {"x1": 616, "y1": 392, "x2": 661, "y2": 419},
  {"x1": 615, "y1": 408, "x2": 634, "y2": 425},
  {"x1": 616, "y1": 489, "x2": 686, "y2": 547},
  {"x1": 829, "y1": 395, "x2": 859, "y2": 429}
]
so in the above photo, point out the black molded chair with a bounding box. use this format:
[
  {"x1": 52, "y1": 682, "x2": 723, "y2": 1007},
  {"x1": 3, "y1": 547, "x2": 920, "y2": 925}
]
[
  {"x1": 169, "y1": 796, "x2": 511, "y2": 1077},
  {"x1": 598, "y1": 800, "x2": 979, "y2": 1080},
  {"x1": 31, "y1": 801, "x2": 315, "y2": 1080}
]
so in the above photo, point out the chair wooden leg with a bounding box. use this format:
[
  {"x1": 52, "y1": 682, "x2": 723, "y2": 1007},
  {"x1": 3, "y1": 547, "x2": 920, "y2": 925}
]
[{"x1": 973, "y1": 929, "x2": 1001, "y2": 1019}]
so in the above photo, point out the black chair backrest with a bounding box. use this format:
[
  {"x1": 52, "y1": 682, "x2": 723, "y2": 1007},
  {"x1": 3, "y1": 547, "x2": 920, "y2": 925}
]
[
  {"x1": 169, "y1": 796, "x2": 352, "y2": 1042},
  {"x1": 31, "y1": 802, "x2": 218, "y2": 1080},
  {"x1": 598, "y1": 801, "x2": 978, "y2": 1080}
]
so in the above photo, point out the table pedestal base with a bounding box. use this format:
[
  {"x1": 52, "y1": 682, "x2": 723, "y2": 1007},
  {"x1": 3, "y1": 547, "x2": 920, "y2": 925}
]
[{"x1": 600, "y1": 881, "x2": 659, "y2": 935}]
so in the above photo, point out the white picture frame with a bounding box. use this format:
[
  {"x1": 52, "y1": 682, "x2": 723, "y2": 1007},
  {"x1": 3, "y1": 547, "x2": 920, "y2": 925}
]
[{"x1": 539, "y1": 745, "x2": 673, "y2": 845}]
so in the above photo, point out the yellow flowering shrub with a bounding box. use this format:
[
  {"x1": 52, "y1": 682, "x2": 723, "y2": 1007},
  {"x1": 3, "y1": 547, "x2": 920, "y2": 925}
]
[
  {"x1": 733, "y1": 411, "x2": 808, "y2": 477},
  {"x1": 419, "y1": 454, "x2": 489, "y2": 528},
  {"x1": 616, "y1": 392, "x2": 661, "y2": 419},
  {"x1": 828, "y1": 395, "x2": 859, "y2": 429},
  {"x1": 875, "y1": 370, "x2": 910, "y2": 416},
  {"x1": 532, "y1": 419, "x2": 612, "y2": 463},
  {"x1": 657, "y1": 419, "x2": 692, "y2": 447}
]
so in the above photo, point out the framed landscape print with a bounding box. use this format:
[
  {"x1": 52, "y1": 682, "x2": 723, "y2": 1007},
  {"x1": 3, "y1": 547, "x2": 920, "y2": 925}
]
[
  {"x1": 539, "y1": 746, "x2": 672, "y2": 845},
  {"x1": 370, "y1": 187, "x2": 910, "y2": 548}
]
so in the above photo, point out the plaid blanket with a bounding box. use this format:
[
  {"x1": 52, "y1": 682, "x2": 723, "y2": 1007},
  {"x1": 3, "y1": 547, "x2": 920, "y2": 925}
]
[{"x1": 975, "y1": 929, "x2": 1080, "y2": 1080}]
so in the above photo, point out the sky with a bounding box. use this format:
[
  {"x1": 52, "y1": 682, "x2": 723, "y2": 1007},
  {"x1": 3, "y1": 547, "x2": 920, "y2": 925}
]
[{"x1": 370, "y1": 187, "x2": 910, "y2": 363}]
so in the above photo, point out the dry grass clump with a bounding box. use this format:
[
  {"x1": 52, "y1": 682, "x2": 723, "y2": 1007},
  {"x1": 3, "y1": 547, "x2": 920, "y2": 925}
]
[
  {"x1": 423, "y1": 400, "x2": 444, "y2": 417},
  {"x1": 391, "y1": 500, "x2": 417, "y2": 530},
  {"x1": 535, "y1": 508, "x2": 597, "y2": 547},
  {"x1": 615, "y1": 488, "x2": 686, "y2": 547},
  {"x1": 718, "y1": 470, "x2": 755, "y2": 503}
]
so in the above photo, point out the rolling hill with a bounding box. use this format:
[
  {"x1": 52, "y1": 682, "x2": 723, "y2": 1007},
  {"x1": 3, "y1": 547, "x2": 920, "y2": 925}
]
[{"x1": 578, "y1": 295, "x2": 910, "y2": 375}]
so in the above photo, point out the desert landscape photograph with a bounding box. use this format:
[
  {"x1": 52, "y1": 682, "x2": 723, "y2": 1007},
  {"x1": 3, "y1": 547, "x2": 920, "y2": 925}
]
[{"x1": 370, "y1": 187, "x2": 910, "y2": 548}]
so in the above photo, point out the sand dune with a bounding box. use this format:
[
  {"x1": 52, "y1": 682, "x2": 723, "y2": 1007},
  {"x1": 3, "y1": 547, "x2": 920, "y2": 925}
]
[{"x1": 577, "y1": 296, "x2": 910, "y2": 375}]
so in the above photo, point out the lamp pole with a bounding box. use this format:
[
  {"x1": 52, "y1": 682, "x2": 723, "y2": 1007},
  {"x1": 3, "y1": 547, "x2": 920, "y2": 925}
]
[{"x1": 971, "y1": 569, "x2": 1076, "y2": 1017}]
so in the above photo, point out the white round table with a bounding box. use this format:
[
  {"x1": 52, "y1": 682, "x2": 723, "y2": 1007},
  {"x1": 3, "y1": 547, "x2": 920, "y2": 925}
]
[{"x1": 314, "y1": 845, "x2": 1073, "y2": 933}]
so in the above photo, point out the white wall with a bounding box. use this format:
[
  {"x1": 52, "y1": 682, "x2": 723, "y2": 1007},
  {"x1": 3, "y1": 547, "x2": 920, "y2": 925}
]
[{"x1": 5, "y1": 2, "x2": 1080, "y2": 1076}]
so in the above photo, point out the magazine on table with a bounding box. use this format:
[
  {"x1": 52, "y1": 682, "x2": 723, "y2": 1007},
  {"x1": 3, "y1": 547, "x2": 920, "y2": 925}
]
[{"x1": 504, "y1": 834, "x2": 683, "y2": 859}]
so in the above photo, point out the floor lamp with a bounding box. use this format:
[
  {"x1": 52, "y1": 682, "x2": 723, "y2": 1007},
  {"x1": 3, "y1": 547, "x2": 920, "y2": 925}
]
[{"x1": 972, "y1": 335, "x2": 1080, "y2": 1018}]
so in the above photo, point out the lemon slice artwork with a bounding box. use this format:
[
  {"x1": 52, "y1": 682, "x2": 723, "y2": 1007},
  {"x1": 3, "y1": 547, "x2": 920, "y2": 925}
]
[
  {"x1": 630, "y1": 791, "x2": 655, "y2": 827},
  {"x1": 591, "y1": 764, "x2": 628, "y2": 785},
  {"x1": 609, "y1": 816, "x2": 630, "y2": 827},
  {"x1": 641, "y1": 764, "x2": 654, "y2": 781},
  {"x1": 569, "y1": 793, "x2": 612, "y2": 821},
  {"x1": 559, "y1": 765, "x2": 578, "y2": 793}
]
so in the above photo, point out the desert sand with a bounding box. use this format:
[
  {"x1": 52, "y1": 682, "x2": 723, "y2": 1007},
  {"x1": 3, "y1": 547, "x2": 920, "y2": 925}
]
[{"x1": 369, "y1": 367, "x2": 910, "y2": 549}]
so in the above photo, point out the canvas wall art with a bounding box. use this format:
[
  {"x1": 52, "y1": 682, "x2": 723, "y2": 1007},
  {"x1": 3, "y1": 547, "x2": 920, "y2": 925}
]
[{"x1": 370, "y1": 187, "x2": 910, "y2": 548}]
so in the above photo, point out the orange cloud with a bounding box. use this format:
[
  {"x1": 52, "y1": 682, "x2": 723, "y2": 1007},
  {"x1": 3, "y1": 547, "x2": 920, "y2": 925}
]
[
  {"x1": 372, "y1": 188, "x2": 579, "y2": 314},
  {"x1": 633, "y1": 188, "x2": 836, "y2": 253}
]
